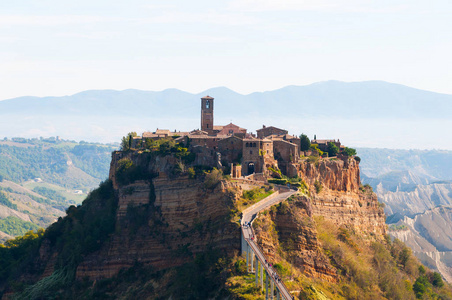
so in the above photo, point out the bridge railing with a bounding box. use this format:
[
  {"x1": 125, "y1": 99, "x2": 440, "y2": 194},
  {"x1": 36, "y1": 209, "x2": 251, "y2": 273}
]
[{"x1": 248, "y1": 213, "x2": 293, "y2": 299}]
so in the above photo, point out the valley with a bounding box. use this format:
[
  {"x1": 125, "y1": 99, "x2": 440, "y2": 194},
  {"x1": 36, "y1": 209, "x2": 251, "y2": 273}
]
[{"x1": 0, "y1": 138, "x2": 117, "y2": 241}]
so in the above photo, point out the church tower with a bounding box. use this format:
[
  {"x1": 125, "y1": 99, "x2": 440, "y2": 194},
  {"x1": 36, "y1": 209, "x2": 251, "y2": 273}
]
[{"x1": 201, "y1": 95, "x2": 214, "y2": 134}]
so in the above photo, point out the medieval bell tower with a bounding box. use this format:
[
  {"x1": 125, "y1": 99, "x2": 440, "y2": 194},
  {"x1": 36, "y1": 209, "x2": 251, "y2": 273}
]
[{"x1": 201, "y1": 95, "x2": 214, "y2": 134}]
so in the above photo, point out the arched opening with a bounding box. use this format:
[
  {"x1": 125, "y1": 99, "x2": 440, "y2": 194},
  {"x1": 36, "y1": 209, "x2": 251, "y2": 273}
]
[
  {"x1": 206, "y1": 100, "x2": 210, "y2": 109},
  {"x1": 248, "y1": 162, "x2": 255, "y2": 174}
]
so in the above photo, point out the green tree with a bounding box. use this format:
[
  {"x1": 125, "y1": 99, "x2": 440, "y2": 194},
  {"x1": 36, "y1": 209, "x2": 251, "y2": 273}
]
[
  {"x1": 327, "y1": 142, "x2": 339, "y2": 157},
  {"x1": 413, "y1": 275, "x2": 430, "y2": 299},
  {"x1": 299, "y1": 134, "x2": 311, "y2": 151},
  {"x1": 431, "y1": 272, "x2": 444, "y2": 287},
  {"x1": 120, "y1": 132, "x2": 138, "y2": 151},
  {"x1": 343, "y1": 147, "x2": 357, "y2": 156}
]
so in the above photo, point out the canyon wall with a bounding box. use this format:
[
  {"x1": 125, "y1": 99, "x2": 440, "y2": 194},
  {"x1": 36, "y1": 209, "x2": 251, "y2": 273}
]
[
  {"x1": 75, "y1": 152, "x2": 240, "y2": 279},
  {"x1": 299, "y1": 157, "x2": 386, "y2": 237},
  {"x1": 253, "y1": 157, "x2": 386, "y2": 280}
]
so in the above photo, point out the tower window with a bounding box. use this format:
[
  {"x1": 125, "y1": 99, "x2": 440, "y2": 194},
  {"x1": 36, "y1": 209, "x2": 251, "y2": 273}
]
[
  {"x1": 206, "y1": 124, "x2": 209, "y2": 128},
  {"x1": 206, "y1": 100, "x2": 210, "y2": 109}
]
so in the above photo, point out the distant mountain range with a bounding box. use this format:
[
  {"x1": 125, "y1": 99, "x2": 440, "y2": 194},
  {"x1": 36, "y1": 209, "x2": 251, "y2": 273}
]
[{"x1": 1, "y1": 80, "x2": 451, "y2": 148}]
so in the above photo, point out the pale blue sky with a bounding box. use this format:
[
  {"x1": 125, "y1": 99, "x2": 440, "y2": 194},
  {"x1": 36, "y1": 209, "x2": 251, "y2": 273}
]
[{"x1": 1, "y1": 0, "x2": 451, "y2": 99}]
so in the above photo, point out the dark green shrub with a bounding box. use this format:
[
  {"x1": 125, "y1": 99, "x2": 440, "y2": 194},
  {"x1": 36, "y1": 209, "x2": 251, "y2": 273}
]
[
  {"x1": 314, "y1": 180, "x2": 322, "y2": 193},
  {"x1": 299, "y1": 134, "x2": 311, "y2": 151},
  {"x1": 204, "y1": 169, "x2": 223, "y2": 189},
  {"x1": 268, "y1": 178, "x2": 288, "y2": 185},
  {"x1": 327, "y1": 142, "x2": 339, "y2": 157},
  {"x1": 431, "y1": 272, "x2": 444, "y2": 287},
  {"x1": 343, "y1": 147, "x2": 357, "y2": 157},
  {"x1": 413, "y1": 276, "x2": 429, "y2": 298}
]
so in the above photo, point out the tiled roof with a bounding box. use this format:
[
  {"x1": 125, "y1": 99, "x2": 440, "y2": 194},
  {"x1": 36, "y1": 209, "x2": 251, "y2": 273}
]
[
  {"x1": 256, "y1": 125, "x2": 286, "y2": 132},
  {"x1": 201, "y1": 95, "x2": 214, "y2": 100},
  {"x1": 312, "y1": 139, "x2": 336, "y2": 144}
]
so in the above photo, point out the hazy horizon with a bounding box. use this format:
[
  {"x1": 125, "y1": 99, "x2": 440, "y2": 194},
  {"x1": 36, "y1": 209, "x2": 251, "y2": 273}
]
[{"x1": 1, "y1": 80, "x2": 451, "y2": 150}]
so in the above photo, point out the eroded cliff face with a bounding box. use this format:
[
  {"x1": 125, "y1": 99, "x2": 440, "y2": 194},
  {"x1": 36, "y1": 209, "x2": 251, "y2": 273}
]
[
  {"x1": 253, "y1": 158, "x2": 386, "y2": 281},
  {"x1": 74, "y1": 152, "x2": 241, "y2": 279},
  {"x1": 300, "y1": 157, "x2": 386, "y2": 237},
  {"x1": 390, "y1": 206, "x2": 452, "y2": 283},
  {"x1": 253, "y1": 197, "x2": 337, "y2": 282},
  {"x1": 296, "y1": 156, "x2": 361, "y2": 193}
]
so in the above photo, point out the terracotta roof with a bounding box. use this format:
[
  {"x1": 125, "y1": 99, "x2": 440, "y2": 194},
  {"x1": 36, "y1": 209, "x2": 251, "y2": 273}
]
[
  {"x1": 311, "y1": 139, "x2": 337, "y2": 144},
  {"x1": 155, "y1": 129, "x2": 170, "y2": 134},
  {"x1": 221, "y1": 123, "x2": 246, "y2": 130},
  {"x1": 201, "y1": 95, "x2": 214, "y2": 100},
  {"x1": 142, "y1": 132, "x2": 158, "y2": 138},
  {"x1": 256, "y1": 125, "x2": 286, "y2": 132},
  {"x1": 188, "y1": 135, "x2": 228, "y2": 139},
  {"x1": 189, "y1": 130, "x2": 209, "y2": 135},
  {"x1": 172, "y1": 132, "x2": 189, "y2": 136}
]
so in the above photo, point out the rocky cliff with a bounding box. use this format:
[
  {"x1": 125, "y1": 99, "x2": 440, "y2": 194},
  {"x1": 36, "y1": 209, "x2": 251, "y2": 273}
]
[
  {"x1": 390, "y1": 206, "x2": 452, "y2": 283},
  {"x1": 298, "y1": 157, "x2": 386, "y2": 237},
  {"x1": 75, "y1": 152, "x2": 240, "y2": 279},
  {"x1": 1, "y1": 152, "x2": 393, "y2": 299},
  {"x1": 297, "y1": 156, "x2": 361, "y2": 193},
  {"x1": 253, "y1": 157, "x2": 387, "y2": 284}
]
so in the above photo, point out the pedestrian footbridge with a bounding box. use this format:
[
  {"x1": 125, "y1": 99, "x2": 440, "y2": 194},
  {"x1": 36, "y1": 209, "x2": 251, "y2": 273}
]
[{"x1": 241, "y1": 187, "x2": 297, "y2": 300}]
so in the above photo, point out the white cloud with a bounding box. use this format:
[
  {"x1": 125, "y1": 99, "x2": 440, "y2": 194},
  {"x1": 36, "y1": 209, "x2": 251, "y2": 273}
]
[
  {"x1": 137, "y1": 11, "x2": 260, "y2": 26},
  {"x1": 227, "y1": 0, "x2": 409, "y2": 13},
  {"x1": 0, "y1": 15, "x2": 121, "y2": 27},
  {"x1": 228, "y1": 0, "x2": 340, "y2": 12}
]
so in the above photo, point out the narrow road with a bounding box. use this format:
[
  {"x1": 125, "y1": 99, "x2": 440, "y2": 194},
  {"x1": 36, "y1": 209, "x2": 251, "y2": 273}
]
[{"x1": 241, "y1": 189, "x2": 297, "y2": 300}]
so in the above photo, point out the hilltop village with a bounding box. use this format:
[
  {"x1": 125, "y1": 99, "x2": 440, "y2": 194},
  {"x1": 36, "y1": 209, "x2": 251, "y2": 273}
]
[
  {"x1": 6, "y1": 95, "x2": 443, "y2": 300},
  {"x1": 128, "y1": 95, "x2": 353, "y2": 178}
]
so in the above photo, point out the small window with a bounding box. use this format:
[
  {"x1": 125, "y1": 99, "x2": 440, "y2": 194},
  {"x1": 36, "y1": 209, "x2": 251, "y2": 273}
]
[
  {"x1": 206, "y1": 100, "x2": 210, "y2": 109},
  {"x1": 206, "y1": 124, "x2": 209, "y2": 128},
  {"x1": 250, "y1": 150, "x2": 253, "y2": 154},
  {"x1": 229, "y1": 129, "x2": 233, "y2": 134}
]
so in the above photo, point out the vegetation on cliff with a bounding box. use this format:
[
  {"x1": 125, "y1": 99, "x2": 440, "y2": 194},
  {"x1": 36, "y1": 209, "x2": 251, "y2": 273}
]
[
  {"x1": 0, "y1": 180, "x2": 117, "y2": 299},
  {"x1": 2, "y1": 144, "x2": 449, "y2": 300},
  {"x1": 249, "y1": 196, "x2": 452, "y2": 300}
]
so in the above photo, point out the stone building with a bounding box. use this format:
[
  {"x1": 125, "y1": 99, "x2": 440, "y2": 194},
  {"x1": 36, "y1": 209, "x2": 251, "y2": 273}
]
[
  {"x1": 218, "y1": 135, "x2": 243, "y2": 164},
  {"x1": 201, "y1": 95, "x2": 214, "y2": 134},
  {"x1": 311, "y1": 139, "x2": 341, "y2": 153},
  {"x1": 133, "y1": 95, "x2": 344, "y2": 178},
  {"x1": 215, "y1": 123, "x2": 247, "y2": 137},
  {"x1": 256, "y1": 125, "x2": 288, "y2": 138}
]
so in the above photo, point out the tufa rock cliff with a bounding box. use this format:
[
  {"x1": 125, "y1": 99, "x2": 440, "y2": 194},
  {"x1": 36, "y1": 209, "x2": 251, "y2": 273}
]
[
  {"x1": 1, "y1": 151, "x2": 392, "y2": 299},
  {"x1": 253, "y1": 156, "x2": 386, "y2": 282},
  {"x1": 76, "y1": 151, "x2": 241, "y2": 279}
]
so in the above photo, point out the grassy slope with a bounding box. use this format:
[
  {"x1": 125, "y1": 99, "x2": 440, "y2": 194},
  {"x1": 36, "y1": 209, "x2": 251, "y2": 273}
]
[
  {"x1": 0, "y1": 139, "x2": 117, "y2": 241},
  {"x1": 246, "y1": 198, "x2": 452, "y2": 300}
]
